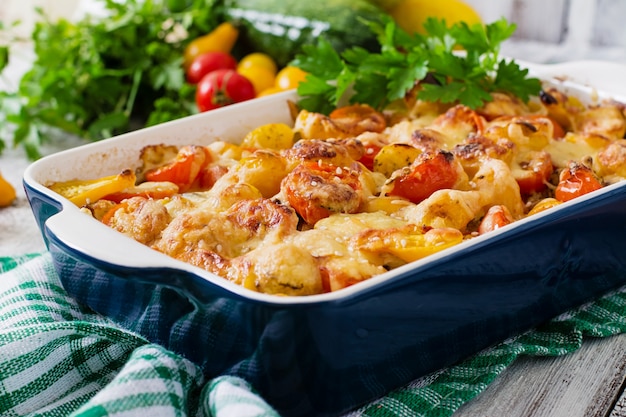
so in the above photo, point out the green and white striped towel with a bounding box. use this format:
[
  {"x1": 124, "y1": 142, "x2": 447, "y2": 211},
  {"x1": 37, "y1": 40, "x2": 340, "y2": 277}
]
[{"x1": 1, "y1": 252, "x2": 625, "y2": 417}]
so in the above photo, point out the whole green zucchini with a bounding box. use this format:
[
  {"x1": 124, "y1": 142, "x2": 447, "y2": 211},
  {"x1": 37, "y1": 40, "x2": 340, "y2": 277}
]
[{"x1": 219, "y1": 0, "x2": 387, "y2": 67}]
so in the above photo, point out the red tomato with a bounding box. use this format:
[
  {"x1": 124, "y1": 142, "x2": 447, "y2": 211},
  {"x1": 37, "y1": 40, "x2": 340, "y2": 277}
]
[
  {"x1": 197, "y1": 165, "x2": 229, "y2": 190},
  {"x1": 282, "y1": 162, "x2": 362, "y2": 225},
  {"x1": 523, "y1": 114, "x2": 565, "y2": 139},
  {"x1": 387, "y1": 150, "x2": 461, "y2": 204},
  {"x1": 186, "y1": 51, "x2": 237, "y2": 84},
  {"x1": 514, "y1": 150, "x2": 554, "y2": 195},
  {"x1": 555, "y1": 162, "x2": 603, "y2": 202},
  {"x1": 358, "y1": 144, "x2": 382, "y2": 171},
  {"x1": 145, "y1": 145, "x2": 211, "y2": 192},
  {"x1": 329, "y1": 104, "x2": 387, "y2": 135},
  {"x1": 196, "y1": 69, "x2": 256, "y2": 112},
  {"x1": 478, "y1": 205, "x2": 514, "y2": 234}
]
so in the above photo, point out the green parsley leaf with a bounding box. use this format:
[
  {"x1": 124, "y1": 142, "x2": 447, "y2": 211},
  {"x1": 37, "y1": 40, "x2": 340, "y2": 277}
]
[
  {"x1": 494, "y1": 58, "x2": 543, "y2": 102},
  {"x1": 291, "y1": 17, "x2": 542, "y2": 114},
  {"x1": 292, "y1": 38, "x2": 345, "y2": 80},
  {"x1": 0, "y1": 0, "x2": 218, "y2": 159}
]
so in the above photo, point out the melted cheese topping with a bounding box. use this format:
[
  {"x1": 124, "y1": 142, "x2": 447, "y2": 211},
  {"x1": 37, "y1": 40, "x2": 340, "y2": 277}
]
[{"x1": 76, "y1": 90, "x2": 626, "y2": 296}]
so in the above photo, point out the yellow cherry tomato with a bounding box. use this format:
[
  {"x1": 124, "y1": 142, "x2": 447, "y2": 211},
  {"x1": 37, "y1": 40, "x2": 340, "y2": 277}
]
[
  {"x1": 241, "y1": 123, "x2": 295, "y2": 150},
  {"x1": 237, "y1": 52, "x2": 278, "y2": 76},
  {"x1": 527, "y1": 198, "x2": 562, "y2": 217},
  {"x1": 183, "y1": 22, "x2": 239, "y2": 69},
  {"x1": 274, "y1": 66, "x2": 308, "y2": 90},
  {"x1": 0, "y1": 171, "x2": 16, "y2": 207},
  {"x1": 237, "y1": 65, "x2": 276, "y2": 96}
]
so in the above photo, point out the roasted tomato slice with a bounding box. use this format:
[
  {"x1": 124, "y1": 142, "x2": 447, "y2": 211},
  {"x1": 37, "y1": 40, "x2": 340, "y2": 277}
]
[
  {"x1": 144, "y1": 145, "x2": 211, "y2": 192},
  {"x1": 358, "y1": 143, "x2": 382, "y2": 171},
  {"x1": 512, "y1": 150, "x2": 554, "y2": 195},
  {"x1": 197, "y1": 165, "x2": 229, "y2": 190},
  {"x1": 329, "y1": 103, "x2": 387, "y2": 135},
  {"x1": 281, "y1": 162, "x2": 363, "y2": 225},
  {"x1": 386, "y1": 150, "x2": 462, "y2": 204},
  {"x1": 478, "y1": 205, "x2": 514, "y2": 234},
  {"x1": 555, "y1": 161, "x2": 603, "y2": 202}
]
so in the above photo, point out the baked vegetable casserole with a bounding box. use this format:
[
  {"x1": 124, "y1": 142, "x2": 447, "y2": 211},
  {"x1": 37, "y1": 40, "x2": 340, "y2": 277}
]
[{"x1": 49, "y1": 88, "x2": 626, "y2": 296}]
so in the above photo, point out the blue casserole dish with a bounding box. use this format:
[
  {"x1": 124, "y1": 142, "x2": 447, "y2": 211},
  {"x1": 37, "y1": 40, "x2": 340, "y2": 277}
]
[{"x1": 23, "y1": 60, "x2": 626, "y2": 416}]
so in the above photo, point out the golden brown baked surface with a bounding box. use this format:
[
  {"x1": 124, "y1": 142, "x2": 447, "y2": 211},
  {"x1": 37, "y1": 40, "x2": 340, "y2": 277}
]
[{"x1": 60, "y1": 89, "x2": 626, "y2": 296}]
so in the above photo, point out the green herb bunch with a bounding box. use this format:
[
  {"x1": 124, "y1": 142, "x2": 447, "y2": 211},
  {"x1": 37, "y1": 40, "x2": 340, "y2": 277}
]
[
  {"x1": 0, "y1": 0, "x2": 217, "y2": 159},
  {"x1": 291, "y1": 17, "x2": 542, "y2": 115}
]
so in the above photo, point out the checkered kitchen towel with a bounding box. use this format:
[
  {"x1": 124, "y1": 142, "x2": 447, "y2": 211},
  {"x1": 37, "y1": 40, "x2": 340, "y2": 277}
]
[{"x1": 1, "y1": 253, "x2": 625, "y2": 417}]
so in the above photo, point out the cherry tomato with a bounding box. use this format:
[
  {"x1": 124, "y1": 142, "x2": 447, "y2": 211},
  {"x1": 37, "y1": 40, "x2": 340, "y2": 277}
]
[
  {"x1": 544, "y1": 116, "x2": 565, "y2": 139},
  {"x1": 144, "y1": 145, "x2": 211, "y2": 192},
  {"x1": 527, "y1": 198, "x2": 561, "y2": 216},
  {"x1": 237, "y1": 65, "x2": 275, "y2": 96},
  {"x1": 513, "y1": 150, "x2": 554, "y2": 195},
  {"x1": 358, "y1": 144, "x2": 382, "y2": 171},
  {"x1": 237, "y1": 52, "x2": 278, "y2": 76},
  {"x1": 478, "y1": 205, "x2": 514, "y2": 234},
  {"x1": 274, "y1": 66, "x2": 308, "y2": 90},
  {"x1": 197, "y1": 165, "x2": 229, "y2": 190},
  {"x1": 554, "y1": 162, "x2": 603, "y2": 202},
  {"x1": 186, "y1": 51, "x2": 237, "y2": 84},
  {"x1": 329, "y1": 103, "x2": 387, "y2": 134},
  {"x1": 387, "y1": 150, "x2": 461, "y2": 204},
  {"x1": 282, "y1": 162, "x2": 362, "y2": 225},
  {"x1": 196, "y1": 69, "x2": 256, "y2": 112}
]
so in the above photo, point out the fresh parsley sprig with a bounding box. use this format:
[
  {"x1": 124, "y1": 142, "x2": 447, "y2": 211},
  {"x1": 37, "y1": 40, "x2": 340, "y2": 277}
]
[
  {"x1": 0, "y1": 0, "x2": 218, "y2": 160},
  {"x1": 291, "y1": 17, "x2": 542, "y2": 114}
]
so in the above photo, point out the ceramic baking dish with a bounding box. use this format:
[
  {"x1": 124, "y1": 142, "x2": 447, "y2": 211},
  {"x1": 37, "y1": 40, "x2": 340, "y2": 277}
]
[{"x1": 23, "y1": 60, "x2": 626, "y2": 417}]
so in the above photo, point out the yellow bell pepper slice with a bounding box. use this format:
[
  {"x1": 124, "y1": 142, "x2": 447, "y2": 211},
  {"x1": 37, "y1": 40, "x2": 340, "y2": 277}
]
[
  {"x1": 386, "y1": 227, "x2": 463, "y2": 262},
  {"x1": 49, "y1": 169, "x2": 136, "y2": 207},
  {"x1": 354, "y1": 225, "x2": 463, "y2": 263}
]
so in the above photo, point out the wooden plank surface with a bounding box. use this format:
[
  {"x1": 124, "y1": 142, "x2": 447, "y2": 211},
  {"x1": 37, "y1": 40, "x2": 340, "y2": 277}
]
[
  {"x1": 611, "y1": 388, "x2": 626, "y2": 417},
  {"x1": 454, "y1": 335, "x2": 626, "y2": 416},
  {"x1": 592, "y1": 0, "x2": 626, "y2": 46}
]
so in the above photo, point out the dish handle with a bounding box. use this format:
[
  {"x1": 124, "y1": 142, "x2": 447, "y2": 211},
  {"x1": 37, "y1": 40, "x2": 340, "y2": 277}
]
[{"x1": 43, "y1": 205, "x2": 183, "y2": 270}]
